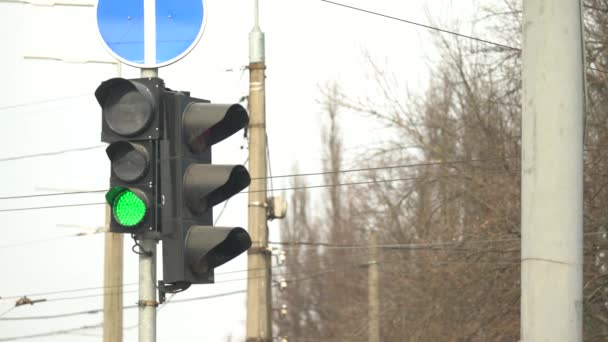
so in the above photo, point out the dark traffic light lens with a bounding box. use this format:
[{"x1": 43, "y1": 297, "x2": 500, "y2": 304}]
[
  {"x1": 113, "y1": 190, "x2": 147, "y2": 227},
  {"x1": 107, "y1": 142, "x2": 149, "y2": 183},
  {"x1": 104, "y1": 85, "x2": 153, "y2": 137}
]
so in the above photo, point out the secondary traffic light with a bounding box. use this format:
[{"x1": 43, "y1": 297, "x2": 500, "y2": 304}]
[
  {"x1": 161, "y1": 90, "x2": 252, "y2": 289},
  {"x1": 95, "y1": 77, "x2": 163, "y2": 233}
]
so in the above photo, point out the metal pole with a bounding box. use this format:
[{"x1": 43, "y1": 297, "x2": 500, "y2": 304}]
[
  {"x1": 246, "y1": 0, "x2": 271, "y2": 340},
  {"x1": 139, "y1": 67, "x2": 158, "y2": 342},
  {"x1": 368, "y1": 232, "x2": 380, "y2": 342},
  {"x1": 521, "y1": 1, "x2": 584, "y2": 341},
  {"x1": 104, "y1": 62, "x2": 123, "y2": 342}
]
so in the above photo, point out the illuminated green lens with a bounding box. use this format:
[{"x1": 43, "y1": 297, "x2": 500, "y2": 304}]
[{"x1": 113, "y1": 190, "x2": 146, "y2": 227}]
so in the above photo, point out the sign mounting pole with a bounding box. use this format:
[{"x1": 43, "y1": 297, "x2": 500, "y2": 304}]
[
  {"x1": 95, "y1": 1, "x2": 207, "y2": 341},
  {"x1": 140, "y1": 0, "x2": 158, "y2": 340}
]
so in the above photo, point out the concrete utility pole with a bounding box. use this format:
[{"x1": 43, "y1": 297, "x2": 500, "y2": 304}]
[
  {"x1": 246, "y1": 0, "x2": 272, "y2": 341},
  {"x1": 521, "y1": 1, "x2": 584, "y2": 341},
  {"x1": 104, "y1": 206, "x2": 123, "y2": 342},
  {"x1": 104, "y1": 62, "x2": 123, "y2": 342},
  {"x1": 368, "y1": 232, "x2": 380, "y2": 342}
]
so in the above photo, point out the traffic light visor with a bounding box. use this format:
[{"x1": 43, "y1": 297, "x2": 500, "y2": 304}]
[
  {"x1": 183, "y1": 103, "x2": 249, "y2": 153},
  {"x1": 106, "y1": 187, "x2": 148, "y2": 227},
  {"x1": 95, "y1": 78, "x2": 155, "y2": 137},
  {"x1": 184, "y1": 164, "x2": 251, "y2": 214},
  {"x1": 185, "y1": 226, "x2": 252, "y2": 274}
]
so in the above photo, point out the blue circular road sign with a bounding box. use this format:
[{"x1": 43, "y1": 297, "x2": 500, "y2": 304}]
[{"x1": 96, "y1": 0, "x2": 206, "y2": 68}]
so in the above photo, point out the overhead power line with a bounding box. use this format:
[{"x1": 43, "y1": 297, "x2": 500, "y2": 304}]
[
  {"x1": 0, "y1": 155, "x2": 517, "y2": 201},
  {"x1": 0, "y1": 94, "x2": 89, "y2": 112},
  {"x1": 0, "y1": 324, "x2": 102, "y2": 342},
  {"x1": 250, "y1": 156, "x2": 518, "y2": 180},
  {"x1": 320, "y1": 0, "x2": 608, "y2": 75},
  {"x1": 0, "y1": 262, "x2": 377, "y2": 323},
  {"x1": 245, "y1": 169, "x2": 517, "y2": 193},
  {"x1": 0, "y1": 145, "x2": 104, "y2": 163},
  {"x1": 320, "y1": 0, "x2": 519, "y2": 51},
  {"x1": 0, "y1": 189, "x2": 106, "y2": 201},
  {"x1": 0, "y1": 169, "x2": 516, "y2": 213},
  {"x1": 0, "y1": 202, "x2": 105, "y2": 213},
  {"x1": 5, "y1": 231, "x2": 606, "y2": 303}
]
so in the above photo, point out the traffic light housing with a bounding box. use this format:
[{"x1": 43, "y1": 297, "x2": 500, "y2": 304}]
[
  {"x1": 95, "y1": 78, "x2": 163, "y2": 233},
  {"x1": 96, "y1": 77, "x2": 252, "y2": 292},
  {"x1": 160, "y1": 90, "x2": 252, "y2": 289}
]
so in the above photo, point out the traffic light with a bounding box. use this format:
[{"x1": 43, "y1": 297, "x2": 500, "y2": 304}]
[
  {"x1": 160, "y1": 90, "x2": 252, "y2": 290},
  {"x1": 95, "y1": 77, "x2": 164, "y2": 233}
]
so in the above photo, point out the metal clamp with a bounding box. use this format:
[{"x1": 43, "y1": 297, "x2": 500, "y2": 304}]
[
  {"x1": 248, "y1": 201, "x2": 268, "y2": 208},
  {"x1": 248, "y1": 246, "x2": 272, "y2": 255},
  {"x1": 137, "y1": 300, "x2": 159, "y2": 308}
]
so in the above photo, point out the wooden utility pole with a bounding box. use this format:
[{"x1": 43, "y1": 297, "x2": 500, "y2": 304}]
[
  {"x1": 368, "y1": 232, "x2": 380, "y2": 342},
  {"x1": 521, "y1": 1, "x2": 584, "y2": 341},
  {"x1": 246, "y1": 1, "x2": 271, "y2": 341},
  {"x1": 103, "y1": 205, "x2": 123, "y2": 342}
]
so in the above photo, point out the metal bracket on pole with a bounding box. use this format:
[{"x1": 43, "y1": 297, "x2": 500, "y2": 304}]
[
  {"x1": 157, "y1": 281, "x2": 166, "y2": 304},
  {"x1": 248, "y1": 246, "x2": 272, "y2": 255},
  {"x1": 248, "y1": 201, "x2": 268, "y2": 208},
  {"x1": 137, "y1": 300, "x2": 159, "y2": 308}
]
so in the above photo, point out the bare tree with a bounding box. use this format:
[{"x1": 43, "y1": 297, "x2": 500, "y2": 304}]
[{"x1": 276, "y1": 1, "x2": 608, "y2": 340}]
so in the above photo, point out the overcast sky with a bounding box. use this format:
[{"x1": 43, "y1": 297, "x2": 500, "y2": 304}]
[{"x1": 0, "y1": 0, "x2": 480, "y2": 340}]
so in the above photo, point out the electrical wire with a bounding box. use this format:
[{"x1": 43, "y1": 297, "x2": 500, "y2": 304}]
[
  {"x1": 0, "y1": 255, "x2": 521, "y2": 323},
  {"x1": 266, "y1": 132, "x2": 275, "y2": 195},
  {"x1": 0, "y1": 324, "x2": 102, "y2": 342},
  {"x1": 0, "y1": 254, "x2": 373, "y2": 304},
  {"x1": 4, "y1": 230, "x2": 605, "y2": 303},
  {"x1": 0, "y1": 263, "x2": 370, "y2": 322},
  {"x1": 266, "y1": 238, "x2": 521, "y2": 249},
  {"x1": 0, "y1": 155, "x2": 517, "y2": 201},
  {"x1": 250, "y1": 156, "x2": 518, "y2": 180},
  {"x1": 0, "y1": 94, "x2": 90, "y2": 112},
  {"x1": 0, "y1": 307, "x2": 15, "y2": 319},
  {"x1": 244, "y1": 169, "x2": 517, "y2": 194},
  {"x1": 0, "y1": 289, "x2": 250, "y2": 321},
  {"x1": 0, "y1": 145, "x2": 104, "y2": 163},
  {"x1": 269, "y1": 231, "x2": 608, "y2": 250},
  {"x1": 320, "y1": 0, "x2": 519, "y2": 51},
  {"x1": 0, "y1": 202, "x2": 105, "y2": 213},
  {"x1": 0, "y1": 234, "x2": 82, "y2": 249},
  {"x1": 0, "y1": 170, "x2": 517, "y2": 213},
  {"x1": 320, "y1": 0, "x2": 608, "y2": 76},
  {"x1": 0, "y1": 189, "x2": 106, "y2": 201},
  {"x1": 214, "y1": 157, "x2": 249, "y2": 225}
]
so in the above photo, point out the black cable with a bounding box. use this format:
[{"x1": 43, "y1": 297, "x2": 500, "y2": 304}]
[
  {"x1": 320, "y1": 0, "x2": 519, "y2": 51},
  {"x1": 321, "y1": 0, "x2": 608, "y2": 76},
  {"x1": 266, "y1": 132, "x2": 275, "y2": 195},
  {"x1": 0, "y1": 170, "x2": 513, "y2": 212},
  {"x1": 250, "y1": 156, "x2": 518, "y2": 180},
  {"x1": 130, "y1": 234, "x2": 152, "y2": 256},
  {"x1": 0, "y1": 289, "x2": 250, "y2": 321},
  {"x1": 0, "y1": 156, "x2": 516, "y2": 201},
  {"x1": 0, "y1": 169, "x2": 518, "y2": 213},
  {"x1": 244, "y1": 169, "x2": 518, "y2": 194}
]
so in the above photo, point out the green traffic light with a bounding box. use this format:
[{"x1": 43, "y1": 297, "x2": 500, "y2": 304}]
[{"x1": 113, "y1": 189, "x2": 147, "y2": 227}]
